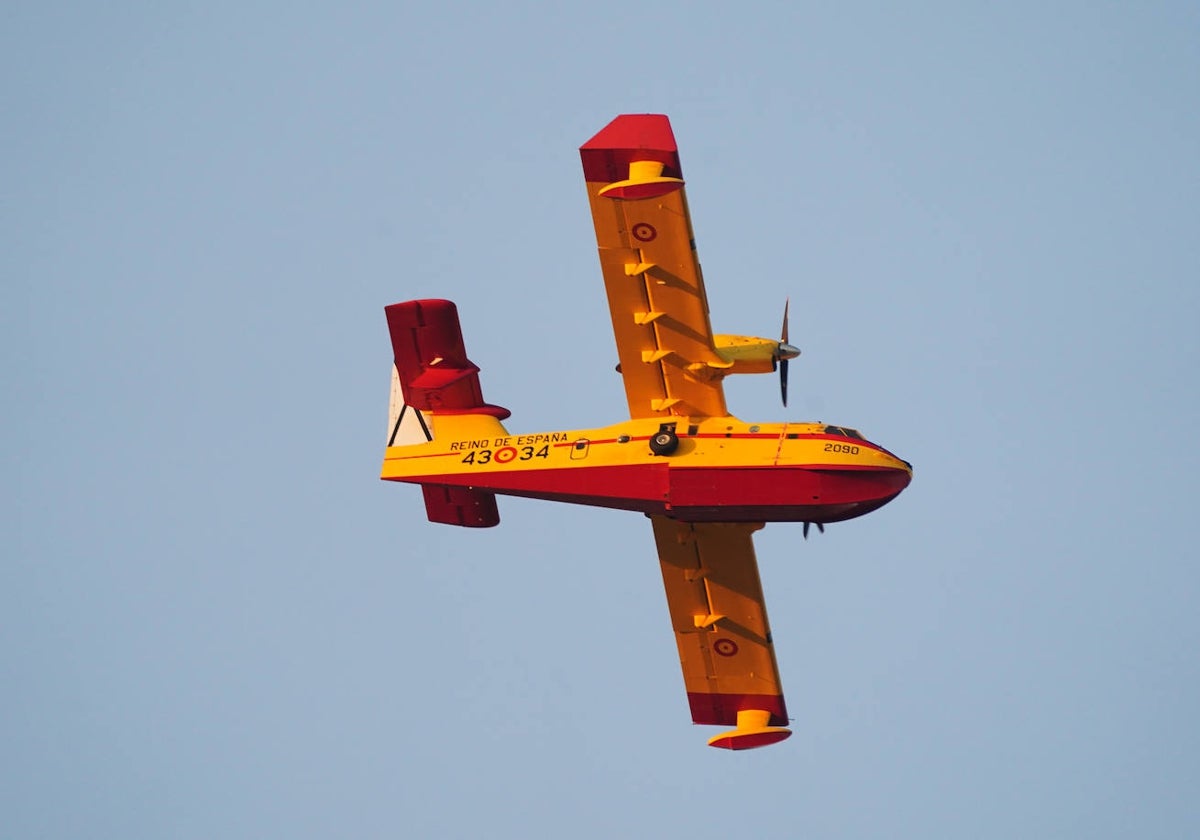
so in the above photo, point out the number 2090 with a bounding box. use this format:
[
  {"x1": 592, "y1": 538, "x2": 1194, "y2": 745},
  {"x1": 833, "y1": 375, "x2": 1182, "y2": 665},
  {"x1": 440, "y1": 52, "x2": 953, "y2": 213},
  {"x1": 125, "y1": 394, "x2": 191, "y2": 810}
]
[{"x1": 824, "y1": 443, "x2": 859, "y2": 455}]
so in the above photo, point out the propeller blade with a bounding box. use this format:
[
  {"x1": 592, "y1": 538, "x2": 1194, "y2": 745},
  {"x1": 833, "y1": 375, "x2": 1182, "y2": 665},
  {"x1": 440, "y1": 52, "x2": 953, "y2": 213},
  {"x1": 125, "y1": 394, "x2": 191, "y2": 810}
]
[
  {"x1": 779, "y1": 298, "x2": 792, "y2": 407},
  {"x1": 803, "y1": 520, "x2": 810, "y2": 539}
]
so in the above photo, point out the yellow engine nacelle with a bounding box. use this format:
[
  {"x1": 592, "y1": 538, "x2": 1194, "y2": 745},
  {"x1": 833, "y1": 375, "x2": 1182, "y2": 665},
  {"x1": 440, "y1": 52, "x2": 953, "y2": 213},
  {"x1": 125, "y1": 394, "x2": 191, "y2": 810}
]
[{"x1": 713, "y1": 334, "x2": 792, "y2": 376}]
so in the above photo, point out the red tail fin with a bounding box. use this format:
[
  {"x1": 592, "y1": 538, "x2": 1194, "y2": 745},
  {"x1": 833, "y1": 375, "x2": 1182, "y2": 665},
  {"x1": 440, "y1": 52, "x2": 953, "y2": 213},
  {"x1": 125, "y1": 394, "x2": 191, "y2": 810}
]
[
  {"x1": 384, "y1": 299, "x2": 510, "y2": 418},
  {"x1": 384, "y1": 299, "x2": 507, "y2": 528}
]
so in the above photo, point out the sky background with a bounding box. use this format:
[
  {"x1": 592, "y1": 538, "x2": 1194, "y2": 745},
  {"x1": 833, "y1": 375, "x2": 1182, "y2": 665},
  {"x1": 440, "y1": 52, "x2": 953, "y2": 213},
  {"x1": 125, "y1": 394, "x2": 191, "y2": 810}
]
[{"x1": 6, "y1": 2, "x2": 1199, "y2": 838}]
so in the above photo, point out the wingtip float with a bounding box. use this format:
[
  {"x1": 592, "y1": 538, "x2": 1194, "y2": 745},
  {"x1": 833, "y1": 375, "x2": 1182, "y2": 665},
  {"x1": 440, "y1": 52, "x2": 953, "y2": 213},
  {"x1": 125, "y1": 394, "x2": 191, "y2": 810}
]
[{"x1": 380, "y1": 115, "x2": 912, "y2": 749}]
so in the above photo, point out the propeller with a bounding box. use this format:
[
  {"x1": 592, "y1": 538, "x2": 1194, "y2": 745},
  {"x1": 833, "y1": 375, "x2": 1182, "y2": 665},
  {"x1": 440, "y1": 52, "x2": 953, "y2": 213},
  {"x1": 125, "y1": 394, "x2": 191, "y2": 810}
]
[
  {"x1": 776, "y1": 298, "x2": 801, "y2": 407},
  {"x1": 802, "y1": 521, "x2": 825, "y2": 539}
]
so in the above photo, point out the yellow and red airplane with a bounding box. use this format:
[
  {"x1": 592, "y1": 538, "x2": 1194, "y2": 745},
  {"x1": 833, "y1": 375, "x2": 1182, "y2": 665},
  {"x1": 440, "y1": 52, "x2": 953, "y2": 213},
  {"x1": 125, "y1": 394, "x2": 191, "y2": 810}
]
[{"x1": 381, "y1": 115, "x2": 912, "y2": 750}]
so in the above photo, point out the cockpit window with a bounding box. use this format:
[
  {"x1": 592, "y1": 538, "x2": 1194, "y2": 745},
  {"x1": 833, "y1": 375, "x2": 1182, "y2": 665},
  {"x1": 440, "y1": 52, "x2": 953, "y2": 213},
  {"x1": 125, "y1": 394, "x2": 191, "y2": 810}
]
[{"x1": 823, "y1": 425, "x2": 864, "y2": 440}]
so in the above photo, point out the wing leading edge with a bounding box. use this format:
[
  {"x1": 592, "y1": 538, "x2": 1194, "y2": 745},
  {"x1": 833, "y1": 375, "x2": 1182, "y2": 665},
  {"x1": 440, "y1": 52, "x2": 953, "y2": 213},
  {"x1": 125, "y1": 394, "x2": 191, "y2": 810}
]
[
  {"x1": 581, "y1": 114, "x2": 730, "y2": 420},
  {"x1": 650, "y1": 516, "x2": 792, "y2": 749}
]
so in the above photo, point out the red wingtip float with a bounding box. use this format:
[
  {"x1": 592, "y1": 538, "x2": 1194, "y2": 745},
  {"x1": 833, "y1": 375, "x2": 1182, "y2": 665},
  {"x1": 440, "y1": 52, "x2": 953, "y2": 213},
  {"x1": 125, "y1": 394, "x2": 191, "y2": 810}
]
[
  {"x1": 380, "y1": 115, "x2": 912, "y2": 749},
  {"x1": 581, "y1": 113, "x2": 685, "y2": 200}
]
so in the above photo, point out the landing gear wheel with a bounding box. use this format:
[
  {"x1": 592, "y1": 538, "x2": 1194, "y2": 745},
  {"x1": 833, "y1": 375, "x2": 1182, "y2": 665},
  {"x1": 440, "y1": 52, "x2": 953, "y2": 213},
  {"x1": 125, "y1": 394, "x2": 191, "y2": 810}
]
[{"x1": 649, "y1": 430, "x2": 679, "y2": 456}]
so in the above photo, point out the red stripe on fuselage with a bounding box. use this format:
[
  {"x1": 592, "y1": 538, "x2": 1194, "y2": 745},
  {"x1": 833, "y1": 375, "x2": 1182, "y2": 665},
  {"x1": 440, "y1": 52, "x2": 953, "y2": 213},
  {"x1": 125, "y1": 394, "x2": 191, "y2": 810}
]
[{"x1": 384, "y1": 462, "x2": 910, "y2": 523}]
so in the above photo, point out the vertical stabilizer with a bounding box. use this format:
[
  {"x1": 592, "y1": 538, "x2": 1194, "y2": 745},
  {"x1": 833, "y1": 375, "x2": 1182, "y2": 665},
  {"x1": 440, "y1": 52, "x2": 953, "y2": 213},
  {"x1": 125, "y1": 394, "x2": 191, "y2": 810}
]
[
  {"x1": 382, "y1": 299, "x2": 509, "y2": 528},
  {"x1": 387, "y1": 367, "x2": 435, "y2": 446},
  {"x1": 385, "y1": 299, "x2": 511, "y2": 419}
]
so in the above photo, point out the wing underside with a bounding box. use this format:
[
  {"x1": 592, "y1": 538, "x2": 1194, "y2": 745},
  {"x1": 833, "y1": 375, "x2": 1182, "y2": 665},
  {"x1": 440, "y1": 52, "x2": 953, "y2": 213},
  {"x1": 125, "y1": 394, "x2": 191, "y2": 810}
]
[
  {"x1": 649, "y1": 516, "x2": 792, "y2": 748},
  {"x1": 581, "y1": 115, "x2": 729, "y2": 420}
]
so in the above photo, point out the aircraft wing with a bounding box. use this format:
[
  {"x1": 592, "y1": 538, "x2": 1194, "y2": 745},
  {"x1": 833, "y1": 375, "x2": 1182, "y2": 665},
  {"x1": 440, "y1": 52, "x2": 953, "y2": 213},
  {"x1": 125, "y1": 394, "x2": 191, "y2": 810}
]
[
  {"x1": 581, "y1": 114, "x2": 730, "y2": 420},
  {"x1": 650, "y1": 516, "x2": 791, "y2": 748}
]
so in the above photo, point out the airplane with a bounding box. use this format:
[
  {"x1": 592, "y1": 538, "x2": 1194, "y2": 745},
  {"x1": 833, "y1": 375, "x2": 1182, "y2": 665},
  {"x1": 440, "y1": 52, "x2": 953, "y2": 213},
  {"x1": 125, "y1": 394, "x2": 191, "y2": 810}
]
[{"x1": 380, "y1": 114, "x2": 912, "y2": 750}]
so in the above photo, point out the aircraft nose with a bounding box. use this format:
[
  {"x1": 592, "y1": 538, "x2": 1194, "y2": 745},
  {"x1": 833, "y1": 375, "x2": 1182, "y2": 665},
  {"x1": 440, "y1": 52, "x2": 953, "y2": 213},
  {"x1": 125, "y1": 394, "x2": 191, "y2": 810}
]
[{"x1": 880, "y1": 450, "x2": 913, "y2": 481}]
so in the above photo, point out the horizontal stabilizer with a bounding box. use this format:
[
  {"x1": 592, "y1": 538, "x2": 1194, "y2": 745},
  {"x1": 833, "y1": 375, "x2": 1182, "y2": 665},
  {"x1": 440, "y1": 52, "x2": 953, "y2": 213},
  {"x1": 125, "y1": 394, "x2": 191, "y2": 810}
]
[
  {"x1": 422, "y1": 485, "x2": 500, "y2": 528},
  {"x1": 385, "y1": 299, "x2": 510, "y2": 418}
]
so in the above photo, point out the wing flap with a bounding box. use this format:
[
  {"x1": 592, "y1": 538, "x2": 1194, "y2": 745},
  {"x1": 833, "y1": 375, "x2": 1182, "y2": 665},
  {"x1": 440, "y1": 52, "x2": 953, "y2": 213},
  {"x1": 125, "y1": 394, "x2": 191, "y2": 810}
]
[{"x1": 650, "y1": 516, "x2": 789, "y2": 728}]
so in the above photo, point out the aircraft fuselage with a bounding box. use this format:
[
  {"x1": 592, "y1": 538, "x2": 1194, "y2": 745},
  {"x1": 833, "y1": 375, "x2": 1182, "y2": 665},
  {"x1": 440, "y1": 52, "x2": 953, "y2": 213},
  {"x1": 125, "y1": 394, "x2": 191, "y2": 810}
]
[{"x1": 382, "y1": 415, "x2": 911, "y2": 524}]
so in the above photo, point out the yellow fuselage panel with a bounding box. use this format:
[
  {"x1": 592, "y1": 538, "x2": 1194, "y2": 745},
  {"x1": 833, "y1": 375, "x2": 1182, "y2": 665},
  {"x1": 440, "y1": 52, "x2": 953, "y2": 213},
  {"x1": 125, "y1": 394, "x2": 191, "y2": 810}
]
[{"x1": 382, "y1": 418, "x2": 903, "y2": 479}]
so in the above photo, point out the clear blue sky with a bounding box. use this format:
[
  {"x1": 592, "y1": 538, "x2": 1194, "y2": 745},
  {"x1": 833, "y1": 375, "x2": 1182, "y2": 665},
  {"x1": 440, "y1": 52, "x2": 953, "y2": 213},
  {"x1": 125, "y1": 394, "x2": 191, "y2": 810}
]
[{"x1": 6, "y1": 3, "x2": 1199, "y2": 838}]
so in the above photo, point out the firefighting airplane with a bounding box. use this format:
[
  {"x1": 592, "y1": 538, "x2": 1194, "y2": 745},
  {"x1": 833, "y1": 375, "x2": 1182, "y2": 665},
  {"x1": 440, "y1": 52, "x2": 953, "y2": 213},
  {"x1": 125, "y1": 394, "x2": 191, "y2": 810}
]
[{"x1": 381, "y1": 115, "x2": 912, "y2": 750}]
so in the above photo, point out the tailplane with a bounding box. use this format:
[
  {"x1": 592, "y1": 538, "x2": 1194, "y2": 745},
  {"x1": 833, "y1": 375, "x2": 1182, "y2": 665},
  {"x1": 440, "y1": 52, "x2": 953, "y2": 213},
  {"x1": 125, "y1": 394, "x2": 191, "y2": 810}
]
[
  {"x1": 384, "y1": 299, "x2": 510, "y2": 527},
  {"x1": 387, "y1": 366, "x2": 435, "y2": 446}
]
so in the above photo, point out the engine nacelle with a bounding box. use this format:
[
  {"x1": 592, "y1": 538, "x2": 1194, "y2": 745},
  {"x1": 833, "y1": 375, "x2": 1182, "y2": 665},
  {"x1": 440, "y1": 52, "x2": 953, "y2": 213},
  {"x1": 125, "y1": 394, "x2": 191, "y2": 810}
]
[{"x1": 712, "y1": 334, "x2": 796, "y2": 376}]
